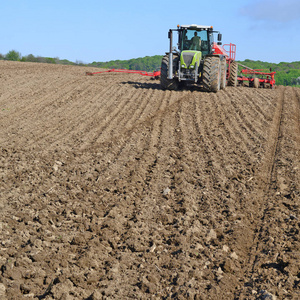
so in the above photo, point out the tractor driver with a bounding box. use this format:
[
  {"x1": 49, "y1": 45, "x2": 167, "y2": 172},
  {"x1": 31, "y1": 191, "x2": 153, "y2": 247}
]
[{"x1": 190, "y1": 32, "x2": 201, "y2": 51}]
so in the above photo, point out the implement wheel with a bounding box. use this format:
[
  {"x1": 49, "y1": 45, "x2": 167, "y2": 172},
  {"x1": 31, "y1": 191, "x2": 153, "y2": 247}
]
[
  {"x1": 160, "y1": 54, "x2": 179, "y2": 90},
  {"x1": 202, "y1": 56, "x2": 221, "y2": 93},
  {"x1": 253, "y1": 78, "x2": 260, "y2": 88}
]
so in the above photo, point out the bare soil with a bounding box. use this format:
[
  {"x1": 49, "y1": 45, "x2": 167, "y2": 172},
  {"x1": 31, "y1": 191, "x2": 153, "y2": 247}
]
[{"x1": 0, "y1": 60, "x2": 299, "y2": 299}]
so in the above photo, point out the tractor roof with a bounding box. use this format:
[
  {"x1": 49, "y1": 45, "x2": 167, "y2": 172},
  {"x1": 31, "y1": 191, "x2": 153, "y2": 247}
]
[{"x1": 180, "y1": 24, "x2": 213, "y2": 30}]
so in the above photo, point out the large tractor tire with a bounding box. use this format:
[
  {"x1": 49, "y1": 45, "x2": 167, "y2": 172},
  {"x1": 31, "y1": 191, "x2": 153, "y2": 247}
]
[
  {"x1": 228, "y1": 61, "x2": 238, "y2": 87},
  {"x1": 160, "y1": 54, "x2": 179, "y2": 90},
  {"x1": 220, "y1": 58, "x2": 227, "y2": 90},
  {"x1": 202, "y1": 56, "x2": 221, "y2": 93}
]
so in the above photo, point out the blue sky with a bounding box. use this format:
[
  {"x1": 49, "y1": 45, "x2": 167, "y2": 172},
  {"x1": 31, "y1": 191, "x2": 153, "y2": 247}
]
[{"x1": 1, "y1": 0, "x2": 299, "y2": 63}]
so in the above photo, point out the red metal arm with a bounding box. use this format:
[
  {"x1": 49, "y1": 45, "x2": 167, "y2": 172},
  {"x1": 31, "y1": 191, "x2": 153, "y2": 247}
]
[
  {"x1": 212, "y1": 43, "x2": 236, "y2": 61},
  {"x1": 86, "y1": 69, "x2": 161, "y2": 77}
]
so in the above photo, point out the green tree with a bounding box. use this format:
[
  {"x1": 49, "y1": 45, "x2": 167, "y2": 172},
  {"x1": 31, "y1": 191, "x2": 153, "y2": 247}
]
[
  {"x1": 24, "y1": 54, "x2": 37, "y2": 62},
  {"x1": 5, "y1": 50, "x2": 21, "y2": 61}
]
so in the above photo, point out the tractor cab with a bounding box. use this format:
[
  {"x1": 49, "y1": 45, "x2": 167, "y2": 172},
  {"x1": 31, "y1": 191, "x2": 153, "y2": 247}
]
[{"x1": 179, "y1": 25, "x2": 214, "y2": 56}]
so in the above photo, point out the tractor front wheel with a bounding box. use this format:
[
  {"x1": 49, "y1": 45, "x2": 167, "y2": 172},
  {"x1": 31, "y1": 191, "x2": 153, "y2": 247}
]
[
  {"x1": 202, "y1": 56, "x2": 221, "y2": 93},
  {"x1": 160, "y1": 54, "x2": 179, "y2": 90}
]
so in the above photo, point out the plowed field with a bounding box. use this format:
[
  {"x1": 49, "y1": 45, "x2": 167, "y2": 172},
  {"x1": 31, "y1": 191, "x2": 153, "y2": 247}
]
[{"x1": 0, "y1": 60, "x2": 299, "y2": 299}]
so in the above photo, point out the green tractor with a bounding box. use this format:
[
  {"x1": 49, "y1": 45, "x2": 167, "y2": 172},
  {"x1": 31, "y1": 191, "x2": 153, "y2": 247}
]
[{"x1": 160, "y1": 24, "x2": 237, "y2": 92}]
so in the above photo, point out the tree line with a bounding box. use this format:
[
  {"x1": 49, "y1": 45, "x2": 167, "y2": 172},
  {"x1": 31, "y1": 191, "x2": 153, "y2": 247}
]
[
  {"x1": 89, "y1": 56, "x2": 162, "y2": 72},
  {"x1": 0, "y1": 50, "x2": 82, "y2": 65},
  {"x1": 1, "y1": 50, "x2": 299, "y2": 87}
]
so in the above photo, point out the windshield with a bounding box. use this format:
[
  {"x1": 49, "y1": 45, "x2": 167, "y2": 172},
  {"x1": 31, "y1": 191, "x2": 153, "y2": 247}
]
[{"x1": 181, "y1": 29, "x2": 210, "y2": 54}]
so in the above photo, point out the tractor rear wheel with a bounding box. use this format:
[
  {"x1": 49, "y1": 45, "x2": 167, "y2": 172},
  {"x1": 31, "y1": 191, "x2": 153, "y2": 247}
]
[
  {"x1": 202, "y1": 56, "x2": 221, "y2": 93},
  {"x1": 160, "y1": 54, "x2": 179, "y2": 90},
  {"x1": 228, "y1": 61, "x2": 238, "y2": 87},
  {"x1": 220, "y1": 58, "x2": 227, "y2": 90}
]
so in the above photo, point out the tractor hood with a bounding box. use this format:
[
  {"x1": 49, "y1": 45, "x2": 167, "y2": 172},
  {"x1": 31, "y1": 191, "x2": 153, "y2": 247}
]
[{"x1": 180, "y1": 51, "x2": 202, "y2": 69}]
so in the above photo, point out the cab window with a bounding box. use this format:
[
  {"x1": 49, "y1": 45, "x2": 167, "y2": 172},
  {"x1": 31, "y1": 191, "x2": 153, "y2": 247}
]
[{"x1": 181, "y1": 29, "x2": 209, "y2": 54}]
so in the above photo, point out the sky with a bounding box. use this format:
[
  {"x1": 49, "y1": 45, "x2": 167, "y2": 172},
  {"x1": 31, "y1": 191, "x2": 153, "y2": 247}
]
[{"x1": 1, "y1": 0, "x2": 300, "y2": 64}]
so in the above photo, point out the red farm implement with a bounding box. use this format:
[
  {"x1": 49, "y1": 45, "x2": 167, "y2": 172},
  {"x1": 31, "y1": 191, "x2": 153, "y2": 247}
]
[
  {"x1": 213, "y1": 43, "x2": 276, "y2": 89},
  {"x1": 238, "y1": 67, "x2": 276, "y2": 89}
]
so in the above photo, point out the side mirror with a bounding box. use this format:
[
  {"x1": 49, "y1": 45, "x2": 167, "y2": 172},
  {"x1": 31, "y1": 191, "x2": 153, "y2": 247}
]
[{"x1": 217, "y1": 33, "x2": 222, "y2": 41}]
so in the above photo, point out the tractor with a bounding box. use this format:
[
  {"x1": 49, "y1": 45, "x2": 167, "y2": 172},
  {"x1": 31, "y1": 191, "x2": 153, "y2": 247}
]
[
  {"x1": 86, "y1": 25, "x2": 275, "y2": 89},
  {"x1": 160, "y1": 24, "x2": 238, "y2": 92}
]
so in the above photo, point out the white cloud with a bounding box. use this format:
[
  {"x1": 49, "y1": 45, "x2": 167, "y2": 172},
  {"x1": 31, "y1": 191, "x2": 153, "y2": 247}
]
[{"x1": 240, "y1": 0, "x2": 300, "y2": 23}]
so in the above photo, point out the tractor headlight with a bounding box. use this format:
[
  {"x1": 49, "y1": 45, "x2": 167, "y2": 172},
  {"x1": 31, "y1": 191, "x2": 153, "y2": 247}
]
[
  {"x1": 181, "y1": 65, "x2": 185, "y2": 68},
  {"x1": 190, "y1": 65, "x2": 194, "y2": 69}
]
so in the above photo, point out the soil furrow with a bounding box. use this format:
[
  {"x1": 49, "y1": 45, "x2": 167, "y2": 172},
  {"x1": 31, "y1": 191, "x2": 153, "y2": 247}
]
[
  {"x1": 214, "y1": 91, "x2": 257, "y2": 164},
  {"x1": 227, "y1": 91, "x2": 268, "y2": 147},
  {"x1": 234, "y1": 87, "x2": 298, "y2": 299},
  {"x1": 257, "y1": 87, "x2": 285, "y2": 190}
]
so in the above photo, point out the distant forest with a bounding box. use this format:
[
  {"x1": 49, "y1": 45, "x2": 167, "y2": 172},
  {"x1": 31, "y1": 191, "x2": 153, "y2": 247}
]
[{"x1": 1, "y1": 50, "x2": 299, "y2": 87}]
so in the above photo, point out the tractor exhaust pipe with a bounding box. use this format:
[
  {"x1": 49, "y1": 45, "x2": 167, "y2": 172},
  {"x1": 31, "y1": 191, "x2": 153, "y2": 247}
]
[{"x1": 168, "y1": 30, "x2": 173, "y2": 80}]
